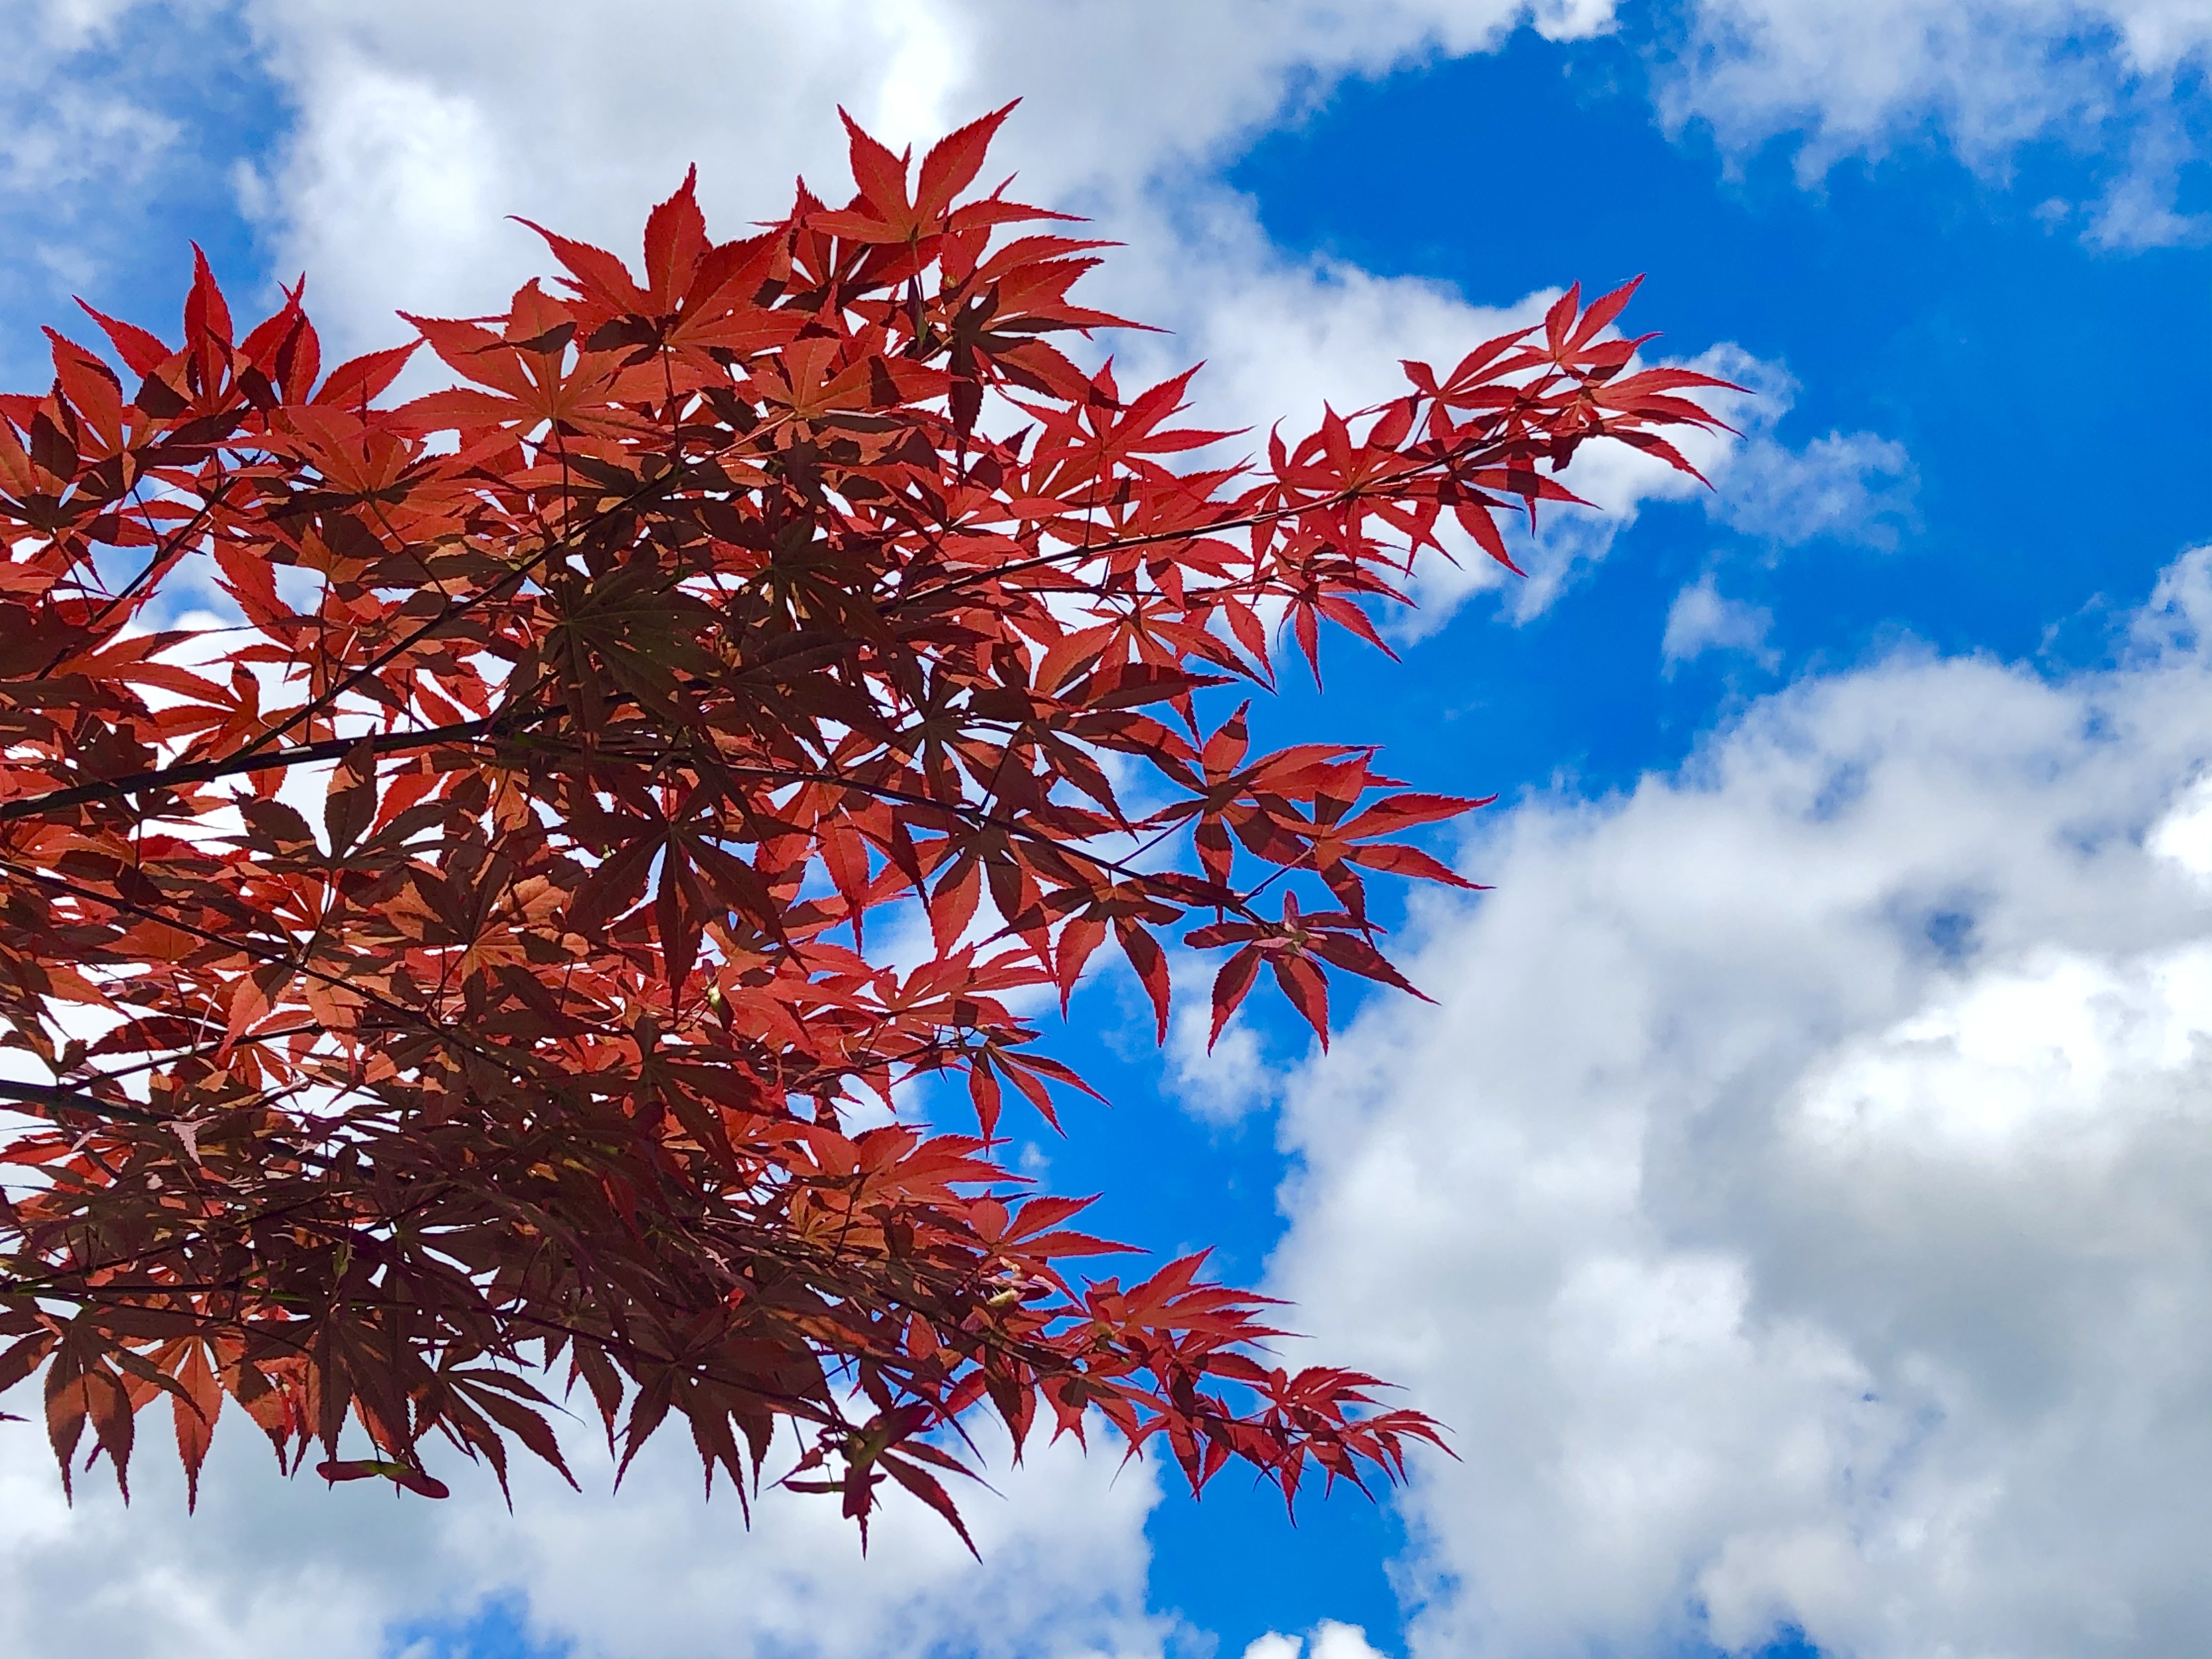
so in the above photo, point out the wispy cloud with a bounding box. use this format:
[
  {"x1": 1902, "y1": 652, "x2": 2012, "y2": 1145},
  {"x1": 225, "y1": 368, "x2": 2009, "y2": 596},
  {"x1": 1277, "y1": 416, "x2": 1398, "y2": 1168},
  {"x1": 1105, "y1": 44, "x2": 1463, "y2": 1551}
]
[
  {"x1": 1714, "y1": 429, "x2": 1919, "y2": 550},
  {"x1": 1663, "y1": 571, "x2": 1779, "y2": 671},
  {"x1": 1652, "y1": 0, "x2": 2212, "y2": 248}
]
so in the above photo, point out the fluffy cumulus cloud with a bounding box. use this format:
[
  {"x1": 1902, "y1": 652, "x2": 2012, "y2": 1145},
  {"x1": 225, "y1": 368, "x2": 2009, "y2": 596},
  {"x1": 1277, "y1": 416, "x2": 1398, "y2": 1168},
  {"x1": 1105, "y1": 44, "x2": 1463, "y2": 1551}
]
[
  {"x1": 1265, "y1": 546, "x2": 2212, "y2": 1658},
  {"x1": 0, "y1": 1396, "x2": 1167, "y2": 1659},
  {"x1": 1243, "y1": 1620, "x2": 1393, "y2": 1659},
  {"x1": 230, "y1": 0, "x2": 1616, "y2": 346}
]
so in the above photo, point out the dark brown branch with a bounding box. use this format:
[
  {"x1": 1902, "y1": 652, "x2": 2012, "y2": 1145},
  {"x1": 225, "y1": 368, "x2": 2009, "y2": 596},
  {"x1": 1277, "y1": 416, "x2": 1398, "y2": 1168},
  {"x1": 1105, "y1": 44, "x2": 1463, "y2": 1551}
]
[
  {"x1": 0, "y1": 1079, "x2": 165, "y2": 1124},
  {"x1": 0, "y1": 714, "x2": 506, "y2": 825}
]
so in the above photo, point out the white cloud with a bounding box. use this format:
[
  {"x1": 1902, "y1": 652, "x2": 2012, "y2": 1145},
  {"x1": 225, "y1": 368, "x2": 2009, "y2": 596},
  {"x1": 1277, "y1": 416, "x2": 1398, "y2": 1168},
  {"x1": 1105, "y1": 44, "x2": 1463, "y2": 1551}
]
[
  {"x1": 1659, "y1": 0, "x2": 2116, "y2": 165},
  {"x1": 1242, "y1": 1620, "x2": 1393, "y2": 1659},
  {"x1": 0, "y1": 1, "x2": 235, "y2": 191},
  {"x1": 1712, "y1": 429, "x2": 1918, "y2": 550},
  {"x1": 1165, "y1": 946, "x2": 1280, "y2": 1124},
  {"x1": 2146, "y1": 771, "x2": 2212, "y2": 879},
  {"x1": 0, "y1": 1397, "x2": 1168, "y2": 1659},
  {"x1": 232, "y1": 0, "x2": 1586, "y2": 345},
  {"x1": 1661, "y1": 571, "x2": 1776, "y2": 670},
  {"x1": 2085, "y1": 108, "x2": 2212, "y2": 248},
  {"x1": 207, "y1": 0, "x2": 2212, "y2": 365},
  {"x1": 1652, "y1": 0, "x2": 2212, "y2": 242},
  {"x1": 0, "y1": 81, "x2": 176, "y2": 196},
  {"x1": 450, "y1": 1421, "x2": 1170, "y2": 1659},
  {"x1": 1264, "y1": 544, "x2": 2212, "y2": 1657}
]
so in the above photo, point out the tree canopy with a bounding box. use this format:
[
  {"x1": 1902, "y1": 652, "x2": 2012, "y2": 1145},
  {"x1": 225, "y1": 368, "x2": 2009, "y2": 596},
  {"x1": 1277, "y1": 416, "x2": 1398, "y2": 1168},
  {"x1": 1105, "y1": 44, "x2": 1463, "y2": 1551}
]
[{"x1": 0, "y1": 105, "x2": 1728, "y2": 1542}]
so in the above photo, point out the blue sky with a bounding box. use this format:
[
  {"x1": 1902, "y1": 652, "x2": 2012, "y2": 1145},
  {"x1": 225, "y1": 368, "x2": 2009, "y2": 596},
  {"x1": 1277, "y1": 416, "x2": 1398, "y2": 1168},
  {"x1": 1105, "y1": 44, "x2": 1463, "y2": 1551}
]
[{"x1": 7, "y1": 4, "x2": 2212, "y2": 1658}]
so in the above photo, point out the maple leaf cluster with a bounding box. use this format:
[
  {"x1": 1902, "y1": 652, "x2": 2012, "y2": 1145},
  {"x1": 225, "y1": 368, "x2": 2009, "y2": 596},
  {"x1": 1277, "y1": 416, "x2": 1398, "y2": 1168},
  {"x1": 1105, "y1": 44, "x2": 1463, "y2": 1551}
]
[{"x1": 0, "y1": 106, "x2": 1730, "y2": 1538}]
